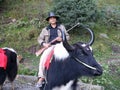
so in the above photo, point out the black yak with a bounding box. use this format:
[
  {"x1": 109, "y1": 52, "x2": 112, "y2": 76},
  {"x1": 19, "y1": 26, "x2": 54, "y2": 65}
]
[
  {"x1": 39, "y1": 29, "x2": 103, "y2": 90},
  {"x1": 0, "y1": 47, "x2": 17, "y2": 90}
]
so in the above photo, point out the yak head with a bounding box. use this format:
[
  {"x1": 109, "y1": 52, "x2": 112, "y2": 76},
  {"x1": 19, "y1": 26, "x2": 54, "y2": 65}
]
[
  {"x1": 61, "y1": 30, "x2": 103, "y2": 77},
  {"x1": 71, "y1": 42, "x2": 103, "y2": 76}
]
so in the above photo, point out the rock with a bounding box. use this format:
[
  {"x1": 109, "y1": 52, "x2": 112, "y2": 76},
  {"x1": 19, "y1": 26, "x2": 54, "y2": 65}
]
[
  {"x1": 77, "y1": 82, "x2": 104, "y2": 90},
  {"x1": 108, "y1": 58, "x2": 120, "y2": 77},
  {"x1": 3, "y1": 75, "x2": 39, "y2": 90},
  {"x1": 99, "y1": 33, "x2": 109, "y2": 39},
  {"x1": 2, "y1": 75, "x2": 104, "y2": 90},
  {"x1": 111, "y1": 44, "x2": 120, "y2": 53}
]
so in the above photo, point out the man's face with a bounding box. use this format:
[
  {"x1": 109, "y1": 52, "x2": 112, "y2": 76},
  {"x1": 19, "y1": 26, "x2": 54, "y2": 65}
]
[{"x1": 48, "y1": 17, "x2": 57, "y2": 24}]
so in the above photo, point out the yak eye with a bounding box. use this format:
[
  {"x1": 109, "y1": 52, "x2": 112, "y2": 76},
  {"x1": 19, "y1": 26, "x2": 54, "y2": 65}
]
[
  {"x1": 77, "y1": 50, "x2": 84, "y2": 56},
  {"x1": 80, "y1": 53, "x2": 84, "y2": 56}
]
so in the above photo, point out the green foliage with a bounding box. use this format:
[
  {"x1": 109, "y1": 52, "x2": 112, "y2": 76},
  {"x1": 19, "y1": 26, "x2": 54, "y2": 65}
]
[
  {"x1": 18, "y1": 64, "x2": 37, "y2": 76},
  {"x1": 81, "y1": 52, "x2": 120, "y2": 90},
  {"x1": 52, "y1": 0, "x2": 120, "y2": 28},
  {"x1": 0, "y1": 0, "x2": 47, "y2": 23},
  {"x1": 0, "y1": 0, "x2": 3, "y2": 3},
  {"x1": 97, "y1": 0, "x2": 120, "y2": 6},
  {"x1": 14, "y1": 20, "x2": 29, "y2": 28},
  {"x1": 18, "y1": 53, "x2": 40, "y2": 76},
  {"x1": 52, "y1": 0, "x2": 98, "y2": 29},
  {"x1": 93, "y1": 63, "x2": 120, "y2": 90},
  {"x1": 99, "y1": 5, "x2": 120, "y2": 27},
  {"x1": 0, "y1": 0, "x2": 48, "y2": 52}
]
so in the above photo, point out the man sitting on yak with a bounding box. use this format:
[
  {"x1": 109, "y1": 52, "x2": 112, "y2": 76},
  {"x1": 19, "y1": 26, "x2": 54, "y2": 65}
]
[
  {"x1": 36, "y1": 12, "x2": 70, "y2": 87},
  {"x1": 36, "y1": 12, "x2": 103, "y2": 90}
]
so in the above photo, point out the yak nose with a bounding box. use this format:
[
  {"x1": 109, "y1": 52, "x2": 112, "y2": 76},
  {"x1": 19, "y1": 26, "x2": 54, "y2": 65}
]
[{"x1": 93, "y1": 68, "x2": 103, "y2": 76}]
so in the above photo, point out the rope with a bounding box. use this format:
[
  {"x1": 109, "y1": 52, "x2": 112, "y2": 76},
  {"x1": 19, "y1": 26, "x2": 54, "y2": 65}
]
[{"x1": 73, "y1": 57, "x2": 96, "y2": 70}]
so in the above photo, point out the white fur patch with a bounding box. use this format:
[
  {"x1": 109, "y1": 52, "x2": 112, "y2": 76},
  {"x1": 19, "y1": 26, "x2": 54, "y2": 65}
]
[
  {"x1": 81, "y1": 44, "x2": 92, "y2": 51},
  {"x1": 89, "y1": 46, "x2": 92, "y2": 51},
  {"x1": 52, "y1": 80, "x2": 73, "y2": 90},
  {"x1": 54, "y1": 42, "x2": 69, "y2": 60},
  {"x1": 81, "y1": 44, "x2": 86, "y2": 47},
  {"x1": 2, "y1": 47, "x2": 17, "y2": 54}
]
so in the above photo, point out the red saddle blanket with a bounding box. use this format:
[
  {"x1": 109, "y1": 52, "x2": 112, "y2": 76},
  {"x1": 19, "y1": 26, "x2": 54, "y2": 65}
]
[
  {"x1": 0, "y1": 48, "x2": 7, "y2": 70},
  {"x1": 44, "y1": 48, "x2": 54, "y2": 70}
]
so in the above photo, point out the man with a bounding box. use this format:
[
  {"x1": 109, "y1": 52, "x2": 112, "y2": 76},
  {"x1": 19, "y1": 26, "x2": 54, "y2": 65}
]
[{"x1": 36, "y1": 12, "x2": 70, "y2": 87}]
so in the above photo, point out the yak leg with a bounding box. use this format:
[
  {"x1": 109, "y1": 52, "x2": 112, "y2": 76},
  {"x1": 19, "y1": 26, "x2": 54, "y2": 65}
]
[
  {"x1": 0, "y1": 85, "x2": 3, "y2": 90},
  {"x1": 11, "y1": 82, "x2": 14, "y2": 90}
]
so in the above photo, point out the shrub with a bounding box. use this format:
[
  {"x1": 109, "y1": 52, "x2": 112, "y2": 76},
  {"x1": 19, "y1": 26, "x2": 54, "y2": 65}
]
[
  {"x1": 52, "y1": 0, "x2": 98, "y2": 29},
  {"x1": 101, "y1": 5, "x2": 120, "y2": 27}
]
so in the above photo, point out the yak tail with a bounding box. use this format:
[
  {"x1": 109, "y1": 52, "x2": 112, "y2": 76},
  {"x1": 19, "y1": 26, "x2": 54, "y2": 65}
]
[
  {"x1": 0, "y1": 68, "x2": 6, "y2": 85},
  {"x1": 6, "y1": 50, "x2": 18, "y2": 82}
]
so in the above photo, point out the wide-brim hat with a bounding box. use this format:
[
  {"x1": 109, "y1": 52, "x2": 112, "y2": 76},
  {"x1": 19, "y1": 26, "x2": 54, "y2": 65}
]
[{"x1": 46, "y1": 12, "x2": 59, "y2": 21}]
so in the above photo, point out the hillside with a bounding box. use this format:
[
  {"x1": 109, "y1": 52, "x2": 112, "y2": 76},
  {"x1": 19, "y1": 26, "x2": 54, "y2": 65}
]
[{"x1": 0, "y1": 0, "x2": 120, "y2": 90}]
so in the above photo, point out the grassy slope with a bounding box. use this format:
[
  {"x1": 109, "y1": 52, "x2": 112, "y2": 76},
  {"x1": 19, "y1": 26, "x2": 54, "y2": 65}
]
[{"x1": 0, "y1": 0, "x2": 120, "y2": 90}]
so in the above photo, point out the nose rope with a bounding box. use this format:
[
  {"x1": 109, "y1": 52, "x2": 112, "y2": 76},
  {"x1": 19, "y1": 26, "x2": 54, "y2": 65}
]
[{"x1": 73, "y1": 57, "x2": 97, "y2": 70}]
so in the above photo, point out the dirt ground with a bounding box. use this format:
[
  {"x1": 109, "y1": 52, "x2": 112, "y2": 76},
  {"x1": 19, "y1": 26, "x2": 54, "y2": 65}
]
[
  {"x1": 2, "y1": 75, "x2": 39, "y2": 90},
  {"x1": 2, "y1": 75, "x2": 104, "y2": 90}
]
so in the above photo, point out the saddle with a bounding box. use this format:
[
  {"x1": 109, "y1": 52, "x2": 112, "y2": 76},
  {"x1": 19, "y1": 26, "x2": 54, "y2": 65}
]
[
  {"x1": 0, "y1": 48, "x2": 7, "y2": 70},
  {"x1": 44, "y1": 48, "x2": 54, "y2": 70}
]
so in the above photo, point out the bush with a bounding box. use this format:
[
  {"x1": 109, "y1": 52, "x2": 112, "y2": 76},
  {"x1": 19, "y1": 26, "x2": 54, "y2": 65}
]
[
  {"x1": 52, "y1": 0, "x2": 98, "y2": 29},
  {"x1": 0, "y1": 0, "x2": 3, "y2": 2},
  {"x1": 101, "y1": 5, "x2": 120, "y2": 27}
]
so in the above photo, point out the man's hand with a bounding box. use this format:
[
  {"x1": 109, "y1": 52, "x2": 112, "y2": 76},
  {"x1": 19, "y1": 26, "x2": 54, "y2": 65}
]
[{"x1": 43, "y1": 37, "x2": 62, "y2": 48}]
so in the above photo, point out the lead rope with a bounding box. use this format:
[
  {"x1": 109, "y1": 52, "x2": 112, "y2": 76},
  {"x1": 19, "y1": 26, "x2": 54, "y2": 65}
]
[
  {"x1": 73, "y1": 57, "x2": 97, "y2": 70},
  {"x1": 73, "y1": 57, "x2": 96, "y2": 90}
]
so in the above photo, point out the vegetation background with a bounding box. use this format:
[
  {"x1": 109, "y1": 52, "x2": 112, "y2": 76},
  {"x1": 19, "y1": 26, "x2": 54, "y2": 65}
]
[{"x1": 0, "y1": 0, "x2": 120, "y2": 90}]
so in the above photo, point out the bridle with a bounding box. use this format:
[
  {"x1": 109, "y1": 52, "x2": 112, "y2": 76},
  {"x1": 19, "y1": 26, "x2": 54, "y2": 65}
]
[{"x1": 73, "y1": 57, "x2": 97, "y2": 70}]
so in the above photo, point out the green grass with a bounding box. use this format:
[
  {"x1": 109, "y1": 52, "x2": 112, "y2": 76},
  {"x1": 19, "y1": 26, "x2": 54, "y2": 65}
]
[
  {"x1": 97, "y1": 0, "x2": 120, "y2": 7},
  {"x1": 1, "y1": 0, "x2": 47, "y2": 18},
  {"x1": 18, "y1": 53, "x2": 40, "y2": 76}
]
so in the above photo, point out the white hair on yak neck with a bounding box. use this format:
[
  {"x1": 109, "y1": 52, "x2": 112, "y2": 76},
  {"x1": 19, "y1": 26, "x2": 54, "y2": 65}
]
[
  {"x1": 52, "y1": 80, "x2": 73, "y2": 90},
  {"x1": 54, "y1": 42, "x2": 69, "y2": 60},
  {"x1": 40, "y1": 42, "x2": 69, "y2": 62}
]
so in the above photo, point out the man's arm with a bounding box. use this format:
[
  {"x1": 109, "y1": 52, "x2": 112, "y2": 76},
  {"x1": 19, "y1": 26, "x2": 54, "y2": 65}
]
[{"x1": 37, "y1": 28, "x2": 47, "y2": 46}]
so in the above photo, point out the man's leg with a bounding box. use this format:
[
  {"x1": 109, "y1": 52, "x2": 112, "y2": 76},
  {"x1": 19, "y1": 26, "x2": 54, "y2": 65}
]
[{"x1": 36, "y1": 46, "x2": 54, "y2": 87}]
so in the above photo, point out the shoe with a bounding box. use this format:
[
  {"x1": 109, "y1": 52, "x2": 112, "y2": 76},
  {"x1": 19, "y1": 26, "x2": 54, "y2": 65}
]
[
  {"x1": 35, "y1": 81, "x2": 43, "y2": 88},
  {"x1": 35, "y1": 78, "x2": 45, "y2": 88}
]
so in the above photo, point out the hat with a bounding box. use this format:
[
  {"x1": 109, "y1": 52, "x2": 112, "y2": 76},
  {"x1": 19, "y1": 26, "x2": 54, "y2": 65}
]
[{"x1": 46, "y1": 12, "x2": 59, "y2": 21}]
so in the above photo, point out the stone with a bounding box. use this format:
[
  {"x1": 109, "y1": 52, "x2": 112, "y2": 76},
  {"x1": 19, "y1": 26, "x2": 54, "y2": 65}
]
[{"x1": 2, "y1": 75, "x2": 104, "y2": 90}]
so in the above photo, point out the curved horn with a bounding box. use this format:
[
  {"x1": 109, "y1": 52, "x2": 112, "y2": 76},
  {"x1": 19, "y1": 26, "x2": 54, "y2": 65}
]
[
  {"x1": 80, "y1": 24, "x2": 95, "y2": 46},
  {"x1": 85, "y1": 27, "x2": 95, "y2": 46},
  {"x1": 67, "y1": 23, "x2": 95, "y2": 46}
]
